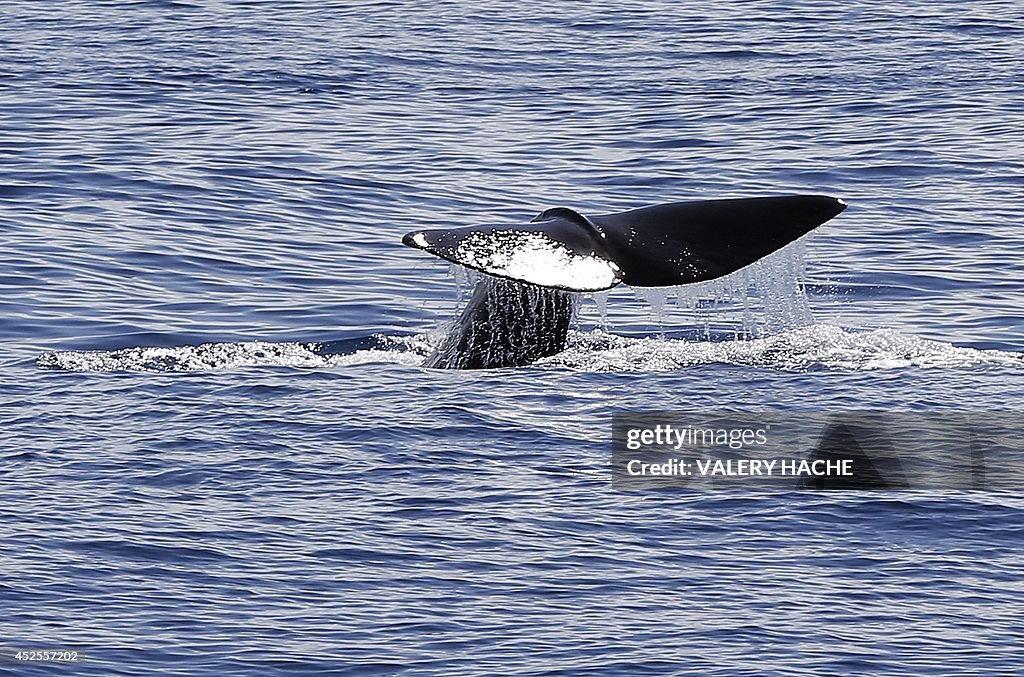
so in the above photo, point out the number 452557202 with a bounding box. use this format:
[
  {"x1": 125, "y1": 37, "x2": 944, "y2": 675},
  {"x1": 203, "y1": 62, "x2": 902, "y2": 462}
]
[{"x1": 14, "y1": 650, "x2": 81, "y2": 662}]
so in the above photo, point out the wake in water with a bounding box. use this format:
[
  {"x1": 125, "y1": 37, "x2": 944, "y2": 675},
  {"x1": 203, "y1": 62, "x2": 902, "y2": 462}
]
[
  {"x1": 34, "y1": 239, "x2": 1024, "y2": 373},
  {"x1": 36, "y1": 324, "x2": 1024, "y2": 373},
  {"x1": 546, "y1": 324, "x2": 1024, "y2": 372},
  {"x1": 36, "y1": 335, "x2": 433, "y2": 372}
]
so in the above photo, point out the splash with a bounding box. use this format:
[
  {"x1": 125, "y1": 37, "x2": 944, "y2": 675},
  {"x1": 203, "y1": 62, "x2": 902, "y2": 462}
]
[
  {"x1": 542, "y1": 324, "x2": 1024, "y2": 372},
  {"x1": 37, "y1": 336, "x2": 433, "y2": 373},
  {"x1": 37, "y1": 241, "x2": 1022, "y2": 374},
  {"x1": 35, "y1": 324, "x2": 1023, "y2": 374}
]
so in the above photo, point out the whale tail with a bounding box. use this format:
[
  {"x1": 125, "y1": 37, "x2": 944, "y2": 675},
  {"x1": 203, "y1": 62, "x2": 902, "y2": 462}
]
[{"x1": 402, "y1": 195, "x2": 847, "y2": 291}]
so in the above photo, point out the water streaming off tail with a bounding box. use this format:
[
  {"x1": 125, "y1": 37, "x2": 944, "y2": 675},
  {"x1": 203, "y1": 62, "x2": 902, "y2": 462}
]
[
  {"x1": 425, "y1": 275, "x2": 576, "y2": 369},
  {"x1": 627, "y1": 238, "x2": 814, "y2": 339},
  {"x1": 448, "y1": 263, "x2": 480, "y2": 304},
  {"x1": 552, "y1": 236, "x2": 813, "y2": 342},
  {"x1": 587, "y1": 290, "x2": 611, "y2": 331}
]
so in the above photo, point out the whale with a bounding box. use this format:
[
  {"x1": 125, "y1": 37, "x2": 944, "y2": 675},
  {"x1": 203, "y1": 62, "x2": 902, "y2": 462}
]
[{"x1": 403, "y1": 195, "x2": 847, "y2": 369}]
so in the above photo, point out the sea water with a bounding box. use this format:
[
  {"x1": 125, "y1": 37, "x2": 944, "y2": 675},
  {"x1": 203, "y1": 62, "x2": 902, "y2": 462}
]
[{"x1": 3, "y1": 1, "x2": 1024, "y2": 674}]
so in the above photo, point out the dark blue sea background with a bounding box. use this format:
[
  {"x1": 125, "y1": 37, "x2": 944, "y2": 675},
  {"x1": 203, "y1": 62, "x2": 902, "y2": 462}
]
[{"x1": 3, "y1": 1, "x2": 1024, "y2": 674}]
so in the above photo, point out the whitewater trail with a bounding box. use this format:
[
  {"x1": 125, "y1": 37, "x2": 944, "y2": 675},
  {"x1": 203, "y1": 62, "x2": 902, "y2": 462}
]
[{"x1": 37, "y1": 324, "x2": 1024, "y2": 373}]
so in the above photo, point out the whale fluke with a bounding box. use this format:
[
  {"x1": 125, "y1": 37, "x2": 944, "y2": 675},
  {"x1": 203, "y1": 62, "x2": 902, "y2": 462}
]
[
  {"x1": 403, "y1": 195, "x2": 846, "y2": 292},
  {"x1": 403, "y1": 195, "x2": 848, "y2": 368}
]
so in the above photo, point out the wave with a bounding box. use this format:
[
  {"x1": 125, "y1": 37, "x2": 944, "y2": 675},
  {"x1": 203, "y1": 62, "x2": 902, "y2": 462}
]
[{"x1": 36, "y1": 324, "x2": 1023, "y2": 373}]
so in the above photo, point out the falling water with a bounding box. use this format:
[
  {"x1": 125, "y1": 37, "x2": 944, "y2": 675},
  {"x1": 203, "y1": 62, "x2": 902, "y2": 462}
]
[
  {"x1": 448, "y1": 263, "x2": 480, "y2": 303},
  {"x1": 586, "y1": 291, "x2": 611, "y2": 331},
  {"x1": 426, "y1": 275, "x2": 578, "y2": 369},
  {"x1": 638, "y1": 237, "x2": 814, "y2": 340}
]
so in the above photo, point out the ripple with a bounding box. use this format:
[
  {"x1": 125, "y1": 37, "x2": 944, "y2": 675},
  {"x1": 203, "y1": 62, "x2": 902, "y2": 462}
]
[{"x1": 4, "y1": 1, "x2": 1024, "y2": 674}]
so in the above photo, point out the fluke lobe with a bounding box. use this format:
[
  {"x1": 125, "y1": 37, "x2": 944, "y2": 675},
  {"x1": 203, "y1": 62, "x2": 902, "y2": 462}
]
[{"x1": 403, "y1": 195, "x2": 847, "y2": 369}]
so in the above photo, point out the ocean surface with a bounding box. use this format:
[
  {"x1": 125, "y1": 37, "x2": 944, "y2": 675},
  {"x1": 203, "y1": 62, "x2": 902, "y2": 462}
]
[{"x1": 3, "y1": 1, "x2": 1024, "y2": 674}]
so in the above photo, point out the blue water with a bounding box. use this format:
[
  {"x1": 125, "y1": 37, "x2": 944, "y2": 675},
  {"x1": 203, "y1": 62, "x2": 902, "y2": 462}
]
[{"x1": 3, "y1": 1, "x2": 1024, "y2": 674}]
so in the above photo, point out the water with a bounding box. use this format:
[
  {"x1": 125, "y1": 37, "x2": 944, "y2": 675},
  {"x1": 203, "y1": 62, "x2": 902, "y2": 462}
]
[{"x1": 3, "y1": 1, "x2": 1024, "y2": 674}]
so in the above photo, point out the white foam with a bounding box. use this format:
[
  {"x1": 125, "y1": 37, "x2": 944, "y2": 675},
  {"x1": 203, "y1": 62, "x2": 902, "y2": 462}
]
[
  {"x1": 35, "y1": 324, "x2": 1023, "y2": 373},
  {"x1": 541, "y1": 324, "x2": 1024, "y2": 372},
  {"x1": 37, "y1": 336, "x2": 434, "y2": 373}
]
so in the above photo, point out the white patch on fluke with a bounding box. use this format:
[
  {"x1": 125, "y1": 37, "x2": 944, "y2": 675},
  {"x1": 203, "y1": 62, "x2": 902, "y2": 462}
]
[
  {"x1": 411, "y1": 233, "x2": 429, "y2": 248},
  {"x1": 453, "y1": 230, "x2": 619, "y2": 291}
]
